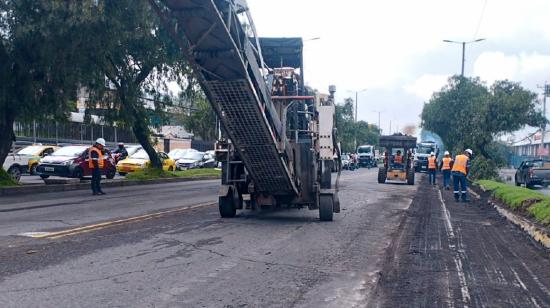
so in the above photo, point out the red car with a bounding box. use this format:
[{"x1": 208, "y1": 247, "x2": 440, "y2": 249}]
[{"x1": 37, "y1": 145, "x2": 116, "y2": 179}]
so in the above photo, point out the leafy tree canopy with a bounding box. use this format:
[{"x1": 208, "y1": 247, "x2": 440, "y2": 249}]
[
  {"x1": 336, "y1": 98, "x2": 381, "y2": 153},
  {"x1": 421, "y1": 76, "x2": 544, "y2": 159}
]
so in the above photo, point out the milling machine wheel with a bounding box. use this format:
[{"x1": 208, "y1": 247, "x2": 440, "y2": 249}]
[
  {"x1": 219, "y1": 187, "x2": 237, "y2": 218},
  {"x1": 319, "y1": 194, "x2": 334, "y2": 221},
  {"x1": 377, "y1": 167, "x2": 387, "y2": 184},
  {"x1": 407, "y1": 169, "x2": 415, "y2": 185}
]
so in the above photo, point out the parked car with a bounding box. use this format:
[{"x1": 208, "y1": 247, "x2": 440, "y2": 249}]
[
  {"x1": 515, "y1": 159, "x2": 550, "y2": 188},
  {"x1": 201, "y1": 153, "x2": 217, "y2": 168},
  {"x1": 36, "y1": 145, "x2": 117, "y2": 180},
  {"x1": 168, "y1": 148, "x2": 197, "y2": 161},
  {"x1": 176, "y1": 151, "x2": 208, "y2": 170},
  {"x1": 341, "y1": 154, "x2": 355, "y2": 170},
  {"x1": 116, "y1": 149, "x2": 176, "y2": 175},
  {"x1": 3, "y1": 145, "x2": 58, "y2": 182}
]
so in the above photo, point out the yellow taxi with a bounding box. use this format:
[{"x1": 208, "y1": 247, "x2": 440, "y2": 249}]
[
  {"x1": 22, "y1": 145, "x2": 59, "y2": 175},
  {"x1": 116, "y1": 149, "x2": 176, "y2": 175}
]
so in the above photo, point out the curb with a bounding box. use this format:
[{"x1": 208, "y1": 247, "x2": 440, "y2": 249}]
[
  {"x1": 489, "y1": 200, "x2": 550, "y2": 250},
  {"x1": 0, "y1": 176, "x2": 220, "y2": 197},
  {"x1": 473, "y1": 184, "x2": 550, "y2": 250}
]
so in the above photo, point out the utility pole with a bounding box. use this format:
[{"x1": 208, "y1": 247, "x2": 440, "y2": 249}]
[
  {"x1": 540, "y1": 82, "x2": 550, "y2": 156},
  {"x1": 443, "y1": 39, "x2": 486, "y2": 76},
  {"x1": 348, "y1": 89, "x2": 367, "y2": 149}
]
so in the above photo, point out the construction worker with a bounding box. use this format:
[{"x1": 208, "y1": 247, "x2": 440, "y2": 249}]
[
  {"x1": 428, "y1": 152, "x2": 437, "y2": 185},
  {"x1": 440, "y1": 151, "x2": 453, "y2": 190},
  {"x1": 452, "y1": 149, "x2": 473, "y2": 202},
  {"x1": 393, "y1": 150, "x2": 404, "y2": 168},
  {"x1": 113, "y1": 142, "x2": 128, "y2": 161},
  {"x1": 89, "y1": 138, "x2": 106, "y2": 195}
]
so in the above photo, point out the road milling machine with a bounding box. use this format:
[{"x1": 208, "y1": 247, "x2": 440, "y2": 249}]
[{"x1": 152, "y1": 0, "x2": 341, "y2": 220}]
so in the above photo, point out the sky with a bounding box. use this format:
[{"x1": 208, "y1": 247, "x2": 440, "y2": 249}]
[{"x1": 247, "y1": 0, "x2": 550, "y2": 138}]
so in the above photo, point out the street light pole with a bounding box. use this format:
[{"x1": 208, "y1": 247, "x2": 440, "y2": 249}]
[
  {"x1": 348, "y1": 89, "x2": 367, "y2": 149},
  {"x1": 443, "y1": 39, "x2": 485, "y2": 77}
]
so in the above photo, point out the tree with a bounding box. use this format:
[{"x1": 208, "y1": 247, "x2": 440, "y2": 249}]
[
  {"x1": 79, "y1": 0, "x2": 194, "y2": 169},
  {"x1": 0, "y1": 1, "x2": 89, "y2": 166},
  {"x1": 181, "y1": 95, "x2": 217, "y2": 141},
  {"x1": 421, "y1": 76, "x2": 544, "y2": 162},
  {"x1": 335, "y1": 98, "x2": 380, "y2": 153}
]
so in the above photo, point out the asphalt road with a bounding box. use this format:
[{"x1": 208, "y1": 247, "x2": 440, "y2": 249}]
[{"x1": 1, "y1": 169, "x2": 549, "y2": 307}]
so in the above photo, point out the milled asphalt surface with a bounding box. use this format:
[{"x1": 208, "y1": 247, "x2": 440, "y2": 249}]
[
  {"x1": 1, "y1": 169, "x2": 550, "y2": 307},
  {"x1": 0, "y1": 169, "x2": 417, "y2": 307}
]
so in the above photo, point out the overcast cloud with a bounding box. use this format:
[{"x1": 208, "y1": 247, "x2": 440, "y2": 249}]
[{"x1": 247, "y1": 0, "x2": 550, "y2": 136}]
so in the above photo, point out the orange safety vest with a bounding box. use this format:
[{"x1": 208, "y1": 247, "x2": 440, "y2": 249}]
[
  {"x1": 394, "y1": 155, "x2": 403, "y2": 164},
  {"x1": 428, "y1": 156, "x2": 437, "y2": 169},
  {"x1": 88, "y1": 146, "x2": 105, "y2": 169},
  {"x1": 452, "y1": 154, "x2": 469, "y2": 175},
  {"x1": 442, "y1": 157, "x2": 452, "y2": 170}
]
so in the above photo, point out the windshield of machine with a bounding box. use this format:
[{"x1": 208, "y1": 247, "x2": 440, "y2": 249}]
[
  {"x1": 131, "y1": 149, "x2": 150, "y2": 160},
  {"x1": 17, "y1": 146, "x2": 43, "y2": 156},
  {"x1": 417, "y1": 146, "x2": 434, "y2": 154},
  {"x1": 357, "y1": 147, "x2": 372, "y2": 154},
  {"x1": 52, "y1": 146, "x2": 87, "y2": 157}
]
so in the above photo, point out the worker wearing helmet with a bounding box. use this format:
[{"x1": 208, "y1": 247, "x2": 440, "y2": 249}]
[
  {"x1": 113, "y1": 142, "x2": 128, "y2": 161},
  {"x1": 89, "y1": 138, "x2": 106, "y2": 195},
  {"x1": 427, "y1": 152, "x2": 438, "y2": 185},
  {"x1": 452, "y1": 149, "x2": 473, "y2": 202},
  {"x1": 440, "y1": 151, "x2": 453, "y2": 190}
]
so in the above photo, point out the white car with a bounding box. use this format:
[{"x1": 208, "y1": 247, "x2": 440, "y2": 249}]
[
  {"x1": 168, "y1": 148, "x2": 197, "y2": 161},
  {"x1": 3, "y1": 145, "x2": 57, "y2": 182},
  {"x1": 176, "y1": 151, "x2": 205, "y2": 170}
]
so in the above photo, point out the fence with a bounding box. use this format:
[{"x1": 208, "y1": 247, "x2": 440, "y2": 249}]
[{"x1": 14, "y1": 121, "x2": 138, "y2": 146}]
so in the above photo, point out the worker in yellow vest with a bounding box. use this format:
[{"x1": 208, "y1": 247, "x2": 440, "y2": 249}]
[
  {"x1": 440, "y1": 151, "x2": 453, "y2": 190},
  {"x1": 452, "y1": 149, "x2": 473, "y2": 202},
  {"x1": 89, "y1": 138, "x2": 106, "y2": 195},
  {"x1": 427, "y1": 152, "x2": 438, "y2": 185}
]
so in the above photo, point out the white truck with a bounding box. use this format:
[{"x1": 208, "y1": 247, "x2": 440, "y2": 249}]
[
  {"x1": 414, "y1": 141, "x2": 439, "y2": 173},
  {"x1": 357, "y1": 145, "x2": 377, "y2": 168}
]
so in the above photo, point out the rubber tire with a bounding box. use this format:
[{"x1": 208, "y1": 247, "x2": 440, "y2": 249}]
[
  {"x1": 30, "y1": 164, "x2": 38, "y2": 175},
  {"x1": 515, "y1": 175, "x2": 520, "y2": 187},
  {"x1": 319, "y1": 194, "x2": 334, "y2": 221},
  {"x1": 378, "y1": 167, "x2": 387, "y2": 184},
  {"x1": 73, "y1": 168, "x2": 84, "y2": 180},
  {"x1": 219, "y1": 188, "x2": 237, "y2": 218},
  {"x1": 119, "y1": 172, "x2": 127, "y2": 176},
  {"x1": 106, "y1": 168, "x2": 116, "y2": 179},
  {"x1": 168, "y1": 166, "x2": 174, "y2": 172},
  {"x1": 40, "y1": 174, "x2": 50, "y2": 179},
  {"x1": 407, "y1": 169, "x2": 415, "y2": 185},
  {"x1": 7, "y1": 166, "x2": 21, "y2": 183}
]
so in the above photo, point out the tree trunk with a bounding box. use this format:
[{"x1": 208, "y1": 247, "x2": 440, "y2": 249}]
[
  {"x1": 0, "y1": 111, "x2": 16, "y2": 168},
  {"x1": 131, "y1": 120, "x2": 163, "y2": 169}
]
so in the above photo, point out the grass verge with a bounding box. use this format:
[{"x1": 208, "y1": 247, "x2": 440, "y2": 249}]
[
  {"x1": 476, "y1": 180, "x2": 550, "y2": 226},
  {"x1": 0, "y1": 169, "x2": 18, "y2": 187},
  {"x1": 125, "y1": 168, "x2": 221, "y2": 181}
]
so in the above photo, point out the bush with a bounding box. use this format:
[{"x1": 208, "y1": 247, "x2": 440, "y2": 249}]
[
  {"x1": 469, "y1": 156, "x2": 499, "y2": 181},
  {"x1": 0, "y1": 168, "x2": 17, "y2": 187}
]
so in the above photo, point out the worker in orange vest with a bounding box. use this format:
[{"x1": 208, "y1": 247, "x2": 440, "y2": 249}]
[
  {"x1": 427, "y1": 152, "x2": 438, "y2": 185},
  {"x1": 440, "y1": 151, "x2": 453, "y2": 190},
  {"x1": 393, "y1": 150, "x2": 404, "y2": 168},
  {"x1": 452, "y1": 149, "x2": 473, "y2": 202},
  {"x1": 89, "y1": 138, "x2": 106, "y2": 195}
]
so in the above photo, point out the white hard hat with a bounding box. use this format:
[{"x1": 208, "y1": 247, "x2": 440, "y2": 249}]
[
  {"x1": 430, "y1": 152, "x2": 435, "y2": 156},
  {"x1": 96, "y1": 138, "x2": 106, "y2": 146},
  {"x1": 444, "y1": 151, "x2": 450, "y2": 156},
  {"x1": 465, "y1": 149, "x2": 473, "y2": 155}
]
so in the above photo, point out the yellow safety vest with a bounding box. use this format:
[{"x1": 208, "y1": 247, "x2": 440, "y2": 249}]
[
  {"x1": 442, "y1": 157, "x2": 452, "y2": 170},
  {"x1": 428, "y1": 156, "x2": 437, "y2": 169},
  {"x1": 452, "y1": 154, "x2": 469, "y2": 175}
]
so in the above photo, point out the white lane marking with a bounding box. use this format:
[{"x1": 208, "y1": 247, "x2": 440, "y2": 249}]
[
  {"x1": 511, "y1": 268, "x2": 542, "y2": 308},
  {"x1": 438, "y1": 189, "x2": 471, "y2": 307}
]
